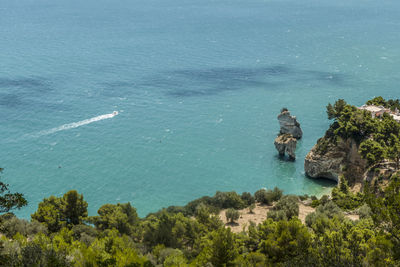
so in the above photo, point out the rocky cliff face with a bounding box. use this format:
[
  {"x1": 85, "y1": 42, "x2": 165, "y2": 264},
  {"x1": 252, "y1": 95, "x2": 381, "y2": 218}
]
[
  {"x1": 278, "y1": 110, "x2": 303, "y2": 139},
  {"x1": 274, "y1": 134, "x2": 297, "y2": 160},
  {"x1": 304, "y1": 138, "x2": 367, "y2": 182}
]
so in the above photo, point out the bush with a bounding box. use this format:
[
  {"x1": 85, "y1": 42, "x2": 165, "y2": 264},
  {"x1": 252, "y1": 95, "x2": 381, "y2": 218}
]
[
  {"x1": 254, "y1": 187, "x2": 283, "y2": 205},
  {"x1": 248, "y1": 203, "x2": 256, "y2": 214},
  {"x1": 71, "y1": 224, "x2": 97, "y2": 244},
  {"x1": 315, "y1": 137, "x2": 332, "y2": 155},
  {"x1": 357, "y1": 204, "x2": 372, "y2": 219},
  {"x1": 306, "y1": 201, "x2": 344, "y2": 227},
  {"x1": 310, "y1": 195, "x2": 330, "y2": 208},
  {"x1": 272, "y1": 187, "x2": 283, "y2": 201},
  {"x1": 255, "y1": 189, "x2": 271, "y2": 205},
  {"x1": 241, "y1": 192, "x2": 255, "y2": 206},
  {"x1": 311, "y1": 199, "x2": 320, "y2": 208},
  {"x1": 226, "y1": 208, "x2": 240, "y2": 223},
  {"x1": 0, "y1": 217, "x2": 47, "y2": 238},
  {"x1": 331, "y1": 186, "x2": 364, "y2": 210},
  {"x1": 213, "y1": 191, "x2": 247, "y2": 210},
  {"x1": 267, "y1": 210, "x2": 288, "y2": 221},
  {"x1": 184, "y1": 196, "x2": 217, "y2": 215},
  {"x1": 268, "y1": 195, "x2": 299, "y2": 221},
  {"x1": 158, "y1": 248, "x2": 183, "y2": 265},
  {"x1": 298, "y1": 194, "x2": 309, "y2": 201},
  {"x1": 316, "y1": 200, "x2": 343, "y2": 216},
  {"x1": 319, "y1": 195, "x2": 330, "y2": 205}
]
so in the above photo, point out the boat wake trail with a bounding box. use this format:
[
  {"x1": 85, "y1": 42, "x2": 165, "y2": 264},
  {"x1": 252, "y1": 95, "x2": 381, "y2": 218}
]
[{"x1": 34, "y1": 111, "x2": 119, "y2": 137}]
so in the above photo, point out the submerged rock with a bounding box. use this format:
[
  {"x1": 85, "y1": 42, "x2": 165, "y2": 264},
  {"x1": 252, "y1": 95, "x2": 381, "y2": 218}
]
[
  {"x1": 278, "y1": 109, "x2": 303, "y2": 139},
  {"x1": 274, "y1": 134, "x2": 297, "y2": 160}
]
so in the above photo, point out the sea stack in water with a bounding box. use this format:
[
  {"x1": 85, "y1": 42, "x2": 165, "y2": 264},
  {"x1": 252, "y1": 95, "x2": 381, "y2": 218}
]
[
  {"x1": 274, "y1": 108, "x2": 302, "y2": 160},
  {"x1": 277, "y1": 108, "x2": 303, "y2": 139},
  {"x1": 274, "y1": 134, "x2": 297, "y2": 160}
]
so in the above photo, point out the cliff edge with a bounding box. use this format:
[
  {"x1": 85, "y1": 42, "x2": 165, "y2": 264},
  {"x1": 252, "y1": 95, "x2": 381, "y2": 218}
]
[{"x1": 304, "y1": 137, "x2": 366, "y2": 182}]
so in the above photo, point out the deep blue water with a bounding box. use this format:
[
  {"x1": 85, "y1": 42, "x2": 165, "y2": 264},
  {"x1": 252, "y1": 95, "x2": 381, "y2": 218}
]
[{"x1": 1, "y1": 0, "x2": 399, "y2": 218}]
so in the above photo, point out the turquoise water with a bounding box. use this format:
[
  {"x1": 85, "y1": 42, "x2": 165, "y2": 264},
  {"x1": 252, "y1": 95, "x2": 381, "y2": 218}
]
[{"x1": 1, "y1": 0, "x2": 400, "y2": 218}]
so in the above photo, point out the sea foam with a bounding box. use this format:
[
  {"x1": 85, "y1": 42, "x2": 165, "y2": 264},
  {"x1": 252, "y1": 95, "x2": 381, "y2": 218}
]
[{"x1": 34, "y1": 111, "x2": 118, "y2": 137}]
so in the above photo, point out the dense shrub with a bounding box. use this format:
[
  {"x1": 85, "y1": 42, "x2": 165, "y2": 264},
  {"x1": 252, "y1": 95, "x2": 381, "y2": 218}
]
[
  {"x1": 254, "y1": 187, "x2": 283, "y2": 205},
  {"x1": 357, "y1": 204, "x2": 372, "y2": 219},
  {"x1": 305, "y1": 201, "x2": 344, "y2": 228},
  {"x1": 0, "y1": 216, "x2": 47, "y2": 238},
  {"x1": 241, "y1": 192, "x2": 255, "y2": 206},
  {"x1": 213, "y1": 191, "x2": 247, "y2": 210},
  {"x1": 298, "y1": 194, "x2": 309, "y2": 201},
  {"x1": 179, "y1": 191, "x2": 249, "y2": 216},
  {"x1": 331, "y1": 177, "x2": 364, "y2": 210},
  {"x1": 91, "y1": 202, "x2": 139, "y2": 236},
  {"x1": 267, "y1": 195, "x2": 299, "y2": 221}
]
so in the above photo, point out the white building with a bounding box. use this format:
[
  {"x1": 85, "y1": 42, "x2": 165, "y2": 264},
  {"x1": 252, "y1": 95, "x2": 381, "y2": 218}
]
[{"x1": 358, "y1": 105, "x2": 400, "y2": 122}]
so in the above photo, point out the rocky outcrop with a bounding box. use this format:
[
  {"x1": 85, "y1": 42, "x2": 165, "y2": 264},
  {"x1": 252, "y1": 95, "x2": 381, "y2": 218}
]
[
  {"x1": 278, "y1": 110, "x2": 303, "y2": 139},
  {"x1": 304, "y1": 138, "x2": 367, "y2": 182},
  {"x1": 274, "y1": 134, "x2": 297, "y2": 160}
]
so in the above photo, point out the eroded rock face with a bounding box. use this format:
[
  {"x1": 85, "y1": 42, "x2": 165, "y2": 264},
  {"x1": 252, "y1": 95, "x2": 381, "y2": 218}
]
[
  {"x1": 304, "y1": 138, "x2": 366, "y2": 182},
  {"x1": 278, "y1": 110, "x2": 303, "y2": 139},
  {"x1": 274, "y1": 134, "x2": 297, "y2": 160}
]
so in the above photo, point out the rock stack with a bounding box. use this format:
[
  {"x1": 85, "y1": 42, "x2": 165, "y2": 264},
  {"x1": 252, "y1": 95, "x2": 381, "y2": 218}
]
[
  {"x1": 277, "y1": 109, "x2": 303, "y2": 139},
  {"x1": 274, "y1": 134, "x2": 297, "y2": 160},
  {"x1": 274, "y1": 108, "x2": 302, "y2": 160}
]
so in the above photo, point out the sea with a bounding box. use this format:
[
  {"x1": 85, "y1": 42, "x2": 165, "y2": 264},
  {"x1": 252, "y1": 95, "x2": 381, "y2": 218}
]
[{"x1": 1, "y1": 0, "x2": 399, "y2": 218}]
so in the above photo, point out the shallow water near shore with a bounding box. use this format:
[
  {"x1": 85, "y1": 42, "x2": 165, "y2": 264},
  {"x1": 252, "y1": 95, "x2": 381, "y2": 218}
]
[{"x1": 1, "y1": 0, "x2": 400, "y2": 217}]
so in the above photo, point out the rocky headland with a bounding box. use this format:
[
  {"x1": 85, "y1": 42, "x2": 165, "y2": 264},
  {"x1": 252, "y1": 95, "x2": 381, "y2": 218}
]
[
  {"x1": 304, "y1": 137, "x2": 366, "y2": 182},
  {"x1": 305, "y1": 97, "x2": 400, "y2": 192}
]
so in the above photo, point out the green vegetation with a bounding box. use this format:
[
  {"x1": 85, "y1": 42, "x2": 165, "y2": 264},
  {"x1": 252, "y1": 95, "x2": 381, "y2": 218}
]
[
  {"x1": 254, "y1": 187, "x2": 283, "y2": 205},
  {"x1": 0, "y1": 177, "x2": 398, "y2": 266},
  {"x1": 31, "y1": 190, "x2": 88, "y2": 233},
  {"x1": 331, "y1": 177, "x2": 364, "y2": 210},
  {"x1": 164, "y1": 190, "x2": 250, "y2": 217},
  {"x1": 267, "y1": 195, "x2": 299, "y2": 221},
  {"x1": 0, "y1": 168, "x2": 27, "y2": 213}
]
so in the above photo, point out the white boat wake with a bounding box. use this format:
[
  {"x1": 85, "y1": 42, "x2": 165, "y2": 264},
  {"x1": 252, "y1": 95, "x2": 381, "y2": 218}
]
[{"x1": 34, "y1": 111, "x2": 119, "y2": 137}]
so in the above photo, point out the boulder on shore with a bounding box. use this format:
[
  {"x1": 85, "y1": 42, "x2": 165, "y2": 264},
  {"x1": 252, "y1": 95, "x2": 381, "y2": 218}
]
[
  {"x1": 274, "y1": 134, "x2": 297, "y2": 160},
  {"x1": 278, "y1": 109, "x2": 303, "y2": 139}
]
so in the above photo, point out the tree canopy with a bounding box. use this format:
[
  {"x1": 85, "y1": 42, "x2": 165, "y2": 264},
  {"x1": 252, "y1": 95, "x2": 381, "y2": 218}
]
[{"x1": 0, "y1": 168, "x2": 27, "y2": 213}]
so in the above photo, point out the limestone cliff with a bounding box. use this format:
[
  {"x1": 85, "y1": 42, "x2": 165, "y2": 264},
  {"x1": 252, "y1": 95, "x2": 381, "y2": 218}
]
[
  {"x1": 304, "y1": 137, "x2": 367, "y2": 182},
  {"x1": 274, "y1": 134, "x2": 297, "y2": 160},
  {"x1": 278, "y1": 110, "x2": 303, "y2": 139}
]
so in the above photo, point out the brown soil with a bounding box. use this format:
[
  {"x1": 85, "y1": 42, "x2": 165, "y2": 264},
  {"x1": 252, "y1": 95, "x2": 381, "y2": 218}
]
[
  {"x1": 219, "y1": 203, "x2": 272, "y2": 233},
  {"x1": 220, "y1": 202, "x2": 359, "y2": 233}
]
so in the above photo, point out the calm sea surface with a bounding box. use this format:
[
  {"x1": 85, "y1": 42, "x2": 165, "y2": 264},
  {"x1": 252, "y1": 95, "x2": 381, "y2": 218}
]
[{"x1": 1, "y1": 0, "x2": 399, "y2": 217}]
